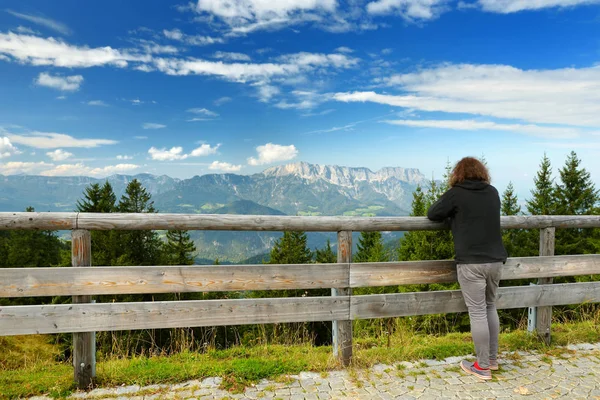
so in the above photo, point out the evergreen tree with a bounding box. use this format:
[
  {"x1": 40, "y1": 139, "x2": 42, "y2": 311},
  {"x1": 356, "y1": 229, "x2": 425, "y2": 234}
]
[
  {"x1": 76, "y1": 181, "x2": 117, "y2": 266},
  {"x1": 501, "y1": 182, "x2": 521, "y2": 216},
  {"x1": 269, "y1": 231, "x2": 313, "y2": 265},
  {"x1": 553, "y1": 151, "x2": 600, "y2": 255},
  {"x1": 164, "y1": 230, "x2": 196, "y2": 265},
  {"x1": 526, "y1": 153, "x2": 556, "y2": 216},
  {"x1": 315, "y1": 239, "x2": 336, "y2": 263},
  {"x1": 116, "y1": 179, "x2": 164, "y2": 265},
  {"x1": 354, "y1": 231, "x2": 387, "y2": 262},
  {"x1": 398, "y1": 178, "x2": 454, "y2": 262},
  {"x1": 6, "y1": 207, "x2": 63, "y2": 268},
  {"x1": 501, "y1": 182, "x2": 532, "y2": 257}
]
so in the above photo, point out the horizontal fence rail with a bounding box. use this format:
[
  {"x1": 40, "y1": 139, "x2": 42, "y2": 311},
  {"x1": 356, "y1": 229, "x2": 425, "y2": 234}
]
[
  {"x1": 3, "y1": 212, "x2": 600, "y2": 231},
  {"x1": 1, "y1": 255, "x2": 600, "y2": 298},
  {"x1": 2, "y1": 282, "x2": 599, "y2": 336}
]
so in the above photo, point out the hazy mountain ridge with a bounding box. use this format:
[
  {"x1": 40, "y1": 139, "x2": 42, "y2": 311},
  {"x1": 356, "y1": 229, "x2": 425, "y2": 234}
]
[{"x1": 0, "y1": 162, "x2": 423, "y2": 261}]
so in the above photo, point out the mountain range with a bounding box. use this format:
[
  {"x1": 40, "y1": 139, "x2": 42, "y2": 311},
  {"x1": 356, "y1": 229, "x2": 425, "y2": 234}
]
[{"x1": 0, "y1": 162, "x2": 427, "y2": 262}]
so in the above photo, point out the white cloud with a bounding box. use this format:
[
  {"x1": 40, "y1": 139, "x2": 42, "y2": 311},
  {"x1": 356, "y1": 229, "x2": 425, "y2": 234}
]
[
  {"x1": 247, "y1": 143, "x2": 298, "y2": 165},
  {"x1": 214, "y1": 96, "x2": 232, "y2": 106},
  {"x1": 194, "y1": 0, "x2": 337, "y2": 34},
  {"x1": 190, "y1": 143, "x2": 220, "y2": 156},
  {"x1": 142, "y1": 123, "x2": 167, "y2": 129},
  {"x1": 0, "y1": 32, "x2": 144, "y2": 68},
  {"x1": 0, "y1": 161, "x2": 53, "y2": 175},
  {"x1": 335, "y1": 46, "x2": 353, "y2": 53},
  {"x1": 163, "y1": 28, "x2": 224, "y2": 46},
  {"x1": 7, "y1": 132, "x2": 117, "y2": 148},
  {"x1": 41, "y1": 163, "x2": 139, "y2": 177},
  {"x1": 149, "y1": 146, "x2": 187, "y2": 161},
  {"x1": 209, "y1": 161, "x2": 242, "y2": 172},
  {"x1": 384, "y1": 119, "x2": 582, "y2": 139},
  {"x1": 149, "y1": 143, "x2": 220, "y2": 160},
  {"x1": 187, "y1": 118, "x2": 214, "y2": 122},
  {"x1": 117, "y1": 154, "x2": 133, "y2": 160},
  {"x1": 0, "y1": 137, "x2": 19, "y2": 158},
  {"x1": 275, "y1": 90, "x2": 330, "y2": 109},
  {"x1": 56, "y1": 95, "x2": 67, "y2": 100},
  {"x1": 213, "y1": 51, "x2": 251, "y2": 61},
  {"x1": 478, "y1": 0, "x2": 600, "y2": 13},
  {"x1": 132, "y1": 39, "x2": 179, "y2": 54},
  {"x1": 366, "y1": 0, "x2": 448, "y2": 20},
  {"x1": 6, "y1": 10, "x2": 72, "y2": 35},
  {"x1": 15, "y1": 26, "x2": 38, "y2": 35},
  {"x1": 134, "y1": 136, "x2": 148, "y2": 140},
  {"x1": 187, "y1": 108, "x2": 219, "y2": 117},
  {"x1": 87, "y1": 100, "x2": 108, "y2": 106},
  {"x1": 88, "y1": 163, "x2": 139, "y2": 177},
  {"x1": 301, "y1": 108, "x2": 335, "y2": 117},
  {"x1": 278, "y1": 52, "x2": 359, "y2": 69},
  {"x1": 334, "y1": 63, "x2": 600, "y2": 128},
  {"x1": 36, "y1": 72, "x2": 83, "y2": 91},
  {"x1": 256, "y1": 83, "x2": 281, "y2": 102},
  {"x1": 46, "y1": 148, "x2": 73, "y2": 161}
]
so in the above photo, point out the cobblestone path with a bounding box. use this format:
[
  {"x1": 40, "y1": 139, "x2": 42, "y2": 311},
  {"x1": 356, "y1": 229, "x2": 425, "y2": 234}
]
[{"x1": 29, "y1": 343, "x2": 600, "y2": 400}]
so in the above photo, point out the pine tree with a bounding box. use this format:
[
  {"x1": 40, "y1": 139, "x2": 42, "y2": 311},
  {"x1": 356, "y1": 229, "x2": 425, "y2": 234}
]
[
  {"x1": 165, "y1": 230, "x2": 196, "y2": 265},
  {"x1": 526, "y1": 153, "x2": 555, "y2": 215},
  {"x1": 553, "y1": 151, "x2": 600, "y2": 255},
  {"x1": 501, "y1": 182, "x2": 532, "y2": 257},
  {"x1": 269, "y1": 231, "x2": 313, "y2": 265},
  {"x1": 501, "y1": 182, "x2": 521, "y2": 216},
  {"x1": 116, "y1": 179, "x2": 163, "y2": 265},
  {"x1": 398, "y1": 179, "x2": 454, "y2": 262},
  {"x1": 354, "y1": 231, "x2": 387, "y2": 263},
  {"x1": 315, "y1": 239, "x2": 336, "y2": 263}
]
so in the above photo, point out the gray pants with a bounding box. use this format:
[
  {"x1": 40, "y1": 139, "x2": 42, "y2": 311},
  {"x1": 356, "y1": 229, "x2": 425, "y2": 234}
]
[{"x1": 457, "y1": 262, "x2": 502, "y2": 369}]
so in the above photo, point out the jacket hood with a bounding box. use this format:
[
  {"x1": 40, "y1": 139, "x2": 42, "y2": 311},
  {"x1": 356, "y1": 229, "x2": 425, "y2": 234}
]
[{"x1": 454, "y1": 180, "x2": 489, "y2": 190}]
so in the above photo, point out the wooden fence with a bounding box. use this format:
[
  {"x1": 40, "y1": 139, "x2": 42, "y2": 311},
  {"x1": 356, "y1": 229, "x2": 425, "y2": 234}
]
[{"x1": 1, "y1": 212, "x2": 600, "y2": 389}]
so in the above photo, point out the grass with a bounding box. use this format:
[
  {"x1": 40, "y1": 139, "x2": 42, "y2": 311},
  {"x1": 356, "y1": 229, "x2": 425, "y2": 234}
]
[{"x1": 1, "y1": 320, "x2": 599, "y2": 399}]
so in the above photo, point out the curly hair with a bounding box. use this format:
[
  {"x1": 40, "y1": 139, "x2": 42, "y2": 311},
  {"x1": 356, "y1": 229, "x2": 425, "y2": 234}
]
[{"x1": 449, "y1": 157, "x2": 490, "y2": 187}]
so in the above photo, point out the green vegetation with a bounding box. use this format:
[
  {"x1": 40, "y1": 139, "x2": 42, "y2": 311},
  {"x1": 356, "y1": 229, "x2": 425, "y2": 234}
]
[{"x1": 2, "y1": 318, "x2": 598, "y2": 399}]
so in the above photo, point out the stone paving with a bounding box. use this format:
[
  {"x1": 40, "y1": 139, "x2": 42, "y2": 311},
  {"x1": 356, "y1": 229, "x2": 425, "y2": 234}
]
[{"x1": 29, "y1": 343, "x2": 600, "y2": 400}]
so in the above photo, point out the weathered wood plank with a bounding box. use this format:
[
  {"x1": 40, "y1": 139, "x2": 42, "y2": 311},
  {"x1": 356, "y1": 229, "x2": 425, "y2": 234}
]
[
  {"x1": 2, "y1": 213, "x2": 600, "y2": 232},
  {"x1": 2, "y1": 255, "x2": 599, "y2": 298},
  {"x1": 0, "y1": 212, "x2": 77, "y2": 230},
  {"x1": 0, "y1": 264, "x2": 349, "y2": 297},
  {"x1": 351, "y1": 281, "x2": 600, "y2": 319},
  {"x1": 350, "y1": 255, "x2": 600, "y2": 287},
  {"x1": 332, "y1": 230, "x2": 352, "y2": 366},
  {"x1": 537, "y1": 227, "x2": 555, "y2": 345},
  {"x1": 71, "y1": 230, "x2": 95, "y2": 389},
  {"x1": 0, "y1": 297, "x2": 350, "y2": 336}
]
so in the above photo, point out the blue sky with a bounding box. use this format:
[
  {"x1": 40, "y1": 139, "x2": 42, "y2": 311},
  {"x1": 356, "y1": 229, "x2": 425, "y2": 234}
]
[{"x1": 1, "y1": 0, "x2": 600, "y2": 201}]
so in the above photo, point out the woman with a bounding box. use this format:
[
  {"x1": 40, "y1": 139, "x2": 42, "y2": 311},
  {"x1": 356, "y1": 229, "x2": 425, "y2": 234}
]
[{"x1": 427, "y1": 157, "x2": 507, "y2": 380}]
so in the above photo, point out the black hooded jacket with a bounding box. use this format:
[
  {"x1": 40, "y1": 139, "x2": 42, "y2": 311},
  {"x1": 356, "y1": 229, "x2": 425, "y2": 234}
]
[{"x1": 427, "y1": 180, "x2": 507, "y2": 264}]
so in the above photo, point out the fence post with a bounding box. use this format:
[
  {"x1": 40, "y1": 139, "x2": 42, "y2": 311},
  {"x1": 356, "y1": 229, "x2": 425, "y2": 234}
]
[
  {"x1": 332, "y1": 230, "x2": 352, "y2": 366},
  {"x1": 536, "y1": 227, "x2": 555, "y2": 345},
  {"x1": 71, "y1": 229, "x2": 95, "y2": 389}
]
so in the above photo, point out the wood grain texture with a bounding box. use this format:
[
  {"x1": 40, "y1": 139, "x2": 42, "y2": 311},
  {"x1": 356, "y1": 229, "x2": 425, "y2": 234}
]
[
  {"x1": 2, "y1": 213, "x2": 600, "y2": 232},
  {"x1": 537, "y1": 227, "x2": 556, "y2": 345},
  {"x1": 333, "y1": 230, "x2": 352, "y2": 366},
  {"x1": 0, "y1": 212, "x2": 77, "y2": 230},
  {"x1": 71, "y1": 229, "x2": 95, "y2": 389},
  {"x1": 2, "y1": 255, "x2": 599, "y2": 298},
  {"x1": 0, "y1": 297, "x2": 350, "y2": 336},
  {"x1": 351, "y1": 281, "x2": 600, "y2": 319},
  {"x1": 350, "y1": 255, "x2": 600, "y2": 287},
  {"x1": 0, "y1": 264, "x2": 349, "y2": 297}
]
